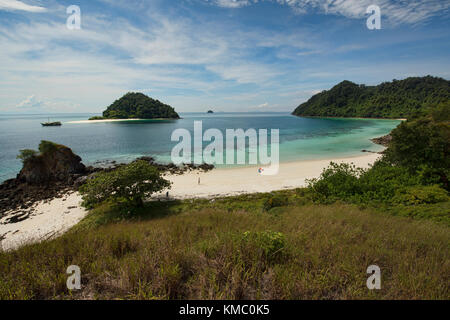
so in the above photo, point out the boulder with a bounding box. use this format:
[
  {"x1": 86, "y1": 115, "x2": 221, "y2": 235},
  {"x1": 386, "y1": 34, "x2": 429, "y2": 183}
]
[
  {"x1": 18, "y1": 144, "x2": 86, "y2": 185},
  {"x1": 371, "y1": 134, "x2": 392, "y2": 147}
]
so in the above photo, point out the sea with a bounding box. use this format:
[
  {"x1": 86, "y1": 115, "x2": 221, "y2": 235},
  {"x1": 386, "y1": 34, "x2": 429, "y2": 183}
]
[{"x1": 0, "y1": 112, "x2": 401, "y2": 183}]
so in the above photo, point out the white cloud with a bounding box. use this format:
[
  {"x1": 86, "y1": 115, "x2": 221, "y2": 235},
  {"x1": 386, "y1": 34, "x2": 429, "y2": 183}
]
[
  {"x1": 257, "y1": 102, "x2": 269, "y2": 108},
  {"x1": 207, "y1": 0, "x2": 450, "y2": 25},
  {"x1": 213, "y1": 0, "x2": 251, "y2": 8},
  {"x1": 1, "y1": 1, "x2": 449, "y2": 113},
  {"x1": 14, "y1": 94, "x2": 80, "y2": 112},
  {"x1": 16, "y1": 94, "x2": 42, "y2": 108},
  {"x1": 0, "y1": 0, "x2": 47, "y2": 12}
]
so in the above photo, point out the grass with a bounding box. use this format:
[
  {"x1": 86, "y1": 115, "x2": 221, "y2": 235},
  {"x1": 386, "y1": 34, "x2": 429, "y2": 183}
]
[{"x1": 0, "y1": 190, "x2": 449, "y2": 300}]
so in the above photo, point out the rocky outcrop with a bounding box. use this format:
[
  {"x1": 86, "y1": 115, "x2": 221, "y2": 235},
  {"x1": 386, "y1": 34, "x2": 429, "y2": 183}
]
[
  {"x1": 18, "y1": 144, "x2": 86, "y2": 185},
  {"x1": 135, "y1": 156, "x2": 214, "y2": 174},
  {"x1": 371, "y1": 134, "x2": 392, "y2": 147}
]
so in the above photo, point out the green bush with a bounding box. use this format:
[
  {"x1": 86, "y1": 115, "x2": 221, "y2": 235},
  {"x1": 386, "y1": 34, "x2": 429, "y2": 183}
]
[
  {"x1": 79, "y1": 160, "x2": 171, "y2": 208},
  {"x1": 88, "y1": 116, "x2": 105, "y2": 120},
  {"x1": 262, "y1": 194, "x2": 289, "y2": 211},
  {"x1": 242, "y1": 230, "x2": 285, "y2": 260},
  {"x1": 38, "y1": 140, "x2": 59, "y2": 154},
  {"x1": 357, "y1": 161, "x2": 422, "y2": 202},
  {"x1": 16, "y1": 149, "x2": 38, "y2": 163},
  {"x1": 307, "y1": 162, "x2": 364, "y2": 203},
  {"x1": 393, "y1": 185, "x2": 449, "y2": 205},
  {"x1": 307, "y1": 161, "x2": 430, "y2": 204}
]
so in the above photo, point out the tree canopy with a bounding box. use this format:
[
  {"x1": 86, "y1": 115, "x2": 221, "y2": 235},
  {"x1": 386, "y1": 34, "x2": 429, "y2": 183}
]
[
  {"x1": 79, "y1": 160, "x2": 171, "y2": 208},
  {"x1": 292, "y1": 76, "x2": 450, "y2": 119}
]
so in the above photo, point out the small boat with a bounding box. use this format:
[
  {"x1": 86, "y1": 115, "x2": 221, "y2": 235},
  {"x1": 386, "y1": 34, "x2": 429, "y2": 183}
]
[{"x1": 41, "y1": 118, "x2": 62, "y2": 127}]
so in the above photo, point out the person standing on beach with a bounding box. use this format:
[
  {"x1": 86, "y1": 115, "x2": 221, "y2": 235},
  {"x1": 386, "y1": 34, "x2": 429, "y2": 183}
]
[{"x1": 198, "y1": 177, "x2": 200, "y2": 185}]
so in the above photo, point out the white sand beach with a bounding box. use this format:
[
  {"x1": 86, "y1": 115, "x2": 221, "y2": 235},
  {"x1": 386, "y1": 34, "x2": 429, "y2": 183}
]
[
  {"x1": 162, "y1": 152, "x2": 381, "y2": 199},
  {"x1": 0, "y1": 152, "x2": 380, "y2": 251},
  {"x1": 68, "y1": 119, "x2": 143, "y2": 124},
  {"x1": 0, "y1": 192, "x2": 87, "y2": 251}
]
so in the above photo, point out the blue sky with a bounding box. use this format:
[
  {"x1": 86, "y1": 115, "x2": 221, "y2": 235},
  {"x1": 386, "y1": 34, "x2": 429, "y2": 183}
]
[{"x1": 0, "y1": 0, "x2": 449, "y2": 113}]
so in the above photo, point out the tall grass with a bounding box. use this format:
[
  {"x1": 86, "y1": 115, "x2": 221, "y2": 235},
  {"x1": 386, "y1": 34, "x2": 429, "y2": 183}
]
[{"x1": 1, "y1": 200, "x2": 448, "y2": 300}]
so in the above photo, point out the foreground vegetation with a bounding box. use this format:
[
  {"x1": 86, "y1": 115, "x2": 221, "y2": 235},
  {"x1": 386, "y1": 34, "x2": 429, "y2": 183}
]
[{"x1": 0, "y1": 193, "x2": 449, "y2": 299}]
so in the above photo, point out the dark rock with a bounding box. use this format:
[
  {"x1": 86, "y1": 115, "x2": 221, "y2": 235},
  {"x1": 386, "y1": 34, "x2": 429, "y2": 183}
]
[
  {"x1": 6, "y1": 212, "x2": 29, "y2": 224},
  {"x1": 18, "y1": 144, "x2": 86, "y2": 185},
  {"x1": 371, "y1": 134, "x2": 392, "y2": 147}
]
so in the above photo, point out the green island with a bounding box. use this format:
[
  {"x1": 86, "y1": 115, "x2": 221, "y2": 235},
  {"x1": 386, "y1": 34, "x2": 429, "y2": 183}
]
[
  {"x1": 89, "y1": 92, "x2": 180, "y2": 120},
  {"x1": 1, "y1": 79, "x2": 449, "y2": 300},
  {"x1": 292, "y1": 76, "x2": 450, "y2": 119}
]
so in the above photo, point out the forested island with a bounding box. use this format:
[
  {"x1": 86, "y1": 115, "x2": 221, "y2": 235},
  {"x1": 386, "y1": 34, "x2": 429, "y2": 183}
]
[
  {"x1": 90, "y1": 92, "x2": 180, "y2": 120},
  {"x1": 292, "y1": 76, "x2": 449, "y2": 119}
]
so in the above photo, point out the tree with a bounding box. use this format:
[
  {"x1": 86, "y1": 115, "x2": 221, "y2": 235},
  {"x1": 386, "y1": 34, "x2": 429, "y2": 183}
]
[
  {"x1": 384, "y1": 103, "x2": 450, "y2": 189},
  {"x1": 79, "y1": 160, "x2": 172, "y2": 208},
  {"x1": 16, "y1": 149, "x2": 38, "y2": 163}
]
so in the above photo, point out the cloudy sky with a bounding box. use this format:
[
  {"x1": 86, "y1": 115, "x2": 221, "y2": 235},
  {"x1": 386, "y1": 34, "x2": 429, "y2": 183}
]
[{"x1": 0, "y1": 0, "x2": 449, "y2": 113}]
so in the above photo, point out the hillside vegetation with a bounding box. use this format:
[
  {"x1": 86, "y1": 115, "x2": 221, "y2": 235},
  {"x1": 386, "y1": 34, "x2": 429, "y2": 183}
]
[
  {"x1": 292, "y1": 76, "x2": 450, "y2": 118},
  {"x1": 96, "y1": 92, "x2": 180, "y2": 120},
  {"x1": 0, "y1": 194, "x2": 449, "y2": 300}
]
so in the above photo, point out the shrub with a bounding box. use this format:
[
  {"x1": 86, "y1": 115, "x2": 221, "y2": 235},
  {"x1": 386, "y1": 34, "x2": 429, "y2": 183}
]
[
  {"x1": 307, "y1": 162, "x2": 364, "y2": 203},
  {"x1": 307, "y1": 160, "x2": 429, "y2": 204},
  {"x1": 262, "y1": 194, "x2": 289, "y2": 211},
  {"x1": 38, "y1": 140, "x2": 59, "y2": 154},
  {"x1": 79, "y1": 160, "x2": 171, "y2": 208},
  {"x1": 16, "y1": 149, "x2": 38, "y2": 163},
  {"x1": 393, "y1": 185, "x2": 449, "y2": 205},
  {"x1": 357, "y1": 160, "x2": 422, "y2": 202},
  {"x1": 242, "y1": 230, "x2": 286, "y2": 260},
  {"x1": 88, "y1": 116, "x2": 105, "y2": 120}
]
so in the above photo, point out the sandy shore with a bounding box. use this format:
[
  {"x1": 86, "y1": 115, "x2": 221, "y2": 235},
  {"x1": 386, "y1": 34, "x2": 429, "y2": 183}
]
[
  {"x1": 161, "y1": 153, "x2": 381, "y2": 199},
  {"x1": 0, "y1": 192, "x2": 87, "y2": 251},
  {"x1": 67, "y1": 118, "x2": 177, "y2": 124},
  {"x1": 68, "y1": 119, "x2": 143, "y2": 124},
  {"x1": 0, "y1": 152, "x2": 380, "y2": 251}
]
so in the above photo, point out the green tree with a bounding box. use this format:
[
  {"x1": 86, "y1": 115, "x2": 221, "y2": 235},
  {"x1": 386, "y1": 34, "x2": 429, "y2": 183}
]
[
  {"x1": 38, "y1": 140, "x2": 59, "y2": 154},
  {"x1": 384, "y1": 104, "x2": 449, "y2": 189},
  {"x1": 16, "y1": 149, "x2": 38, "y2": 163},
  {"x1": 79, "y1": 160, "x2": 172, "y2": 208}
]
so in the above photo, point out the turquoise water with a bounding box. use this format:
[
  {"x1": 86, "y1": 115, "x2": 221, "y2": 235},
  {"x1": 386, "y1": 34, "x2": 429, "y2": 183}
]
[{"x1": 0, "y1": 112, "x2": 400, "y2": 183}]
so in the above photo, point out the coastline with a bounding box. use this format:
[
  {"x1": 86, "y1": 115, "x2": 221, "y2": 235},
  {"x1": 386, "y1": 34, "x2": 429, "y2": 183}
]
[
  {"x1": 160, "y1": 152, "x2": 381, "y2": 199},
  {"x1": 68, "y1": 118, "x2": 178, "y2": 124},
  {"x1": 0, "y1": 192, "x2": 87, "y2": 251},
  {"x1": 0, "y1": 152, "x2": 381, "y2": 251},
  {"x1": 292, "y1": 114, "x2": 407, "y2": 121}
]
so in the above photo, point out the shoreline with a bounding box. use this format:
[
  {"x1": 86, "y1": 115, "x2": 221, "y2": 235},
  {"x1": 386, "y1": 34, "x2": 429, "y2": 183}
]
[
  {"x1": 292, "y1": 115, "x2": 407, "y2": 121},
  {"x1": 160, "y1": 152, "x2": 381, "y2": 199},
  {"x1": 68, "y1": 118, "x2": 178, "y2": 124},
  {"x1": 0, "y1": 152, "x2": 381, "y2": 251},
  {"x1": 0, "y1": 192, "x2": 87, "y2": 251}
]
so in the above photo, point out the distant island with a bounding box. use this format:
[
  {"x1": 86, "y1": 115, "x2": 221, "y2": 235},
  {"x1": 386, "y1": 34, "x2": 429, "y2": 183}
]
[
  {"x1": 89, "y1": 92, "x2": 180, "y2": 120},
  {"x1": 207, "y1": 110, "x2": 214, "y2": 114},
  {"x1": 292, "y1": 76, "x2": 449, "y2": 119}
]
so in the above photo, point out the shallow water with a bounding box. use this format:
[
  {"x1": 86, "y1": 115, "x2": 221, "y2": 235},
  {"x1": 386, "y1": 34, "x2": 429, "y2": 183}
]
[{"x1": 0, "y1": 112, "x2": 400, "y2": 183}]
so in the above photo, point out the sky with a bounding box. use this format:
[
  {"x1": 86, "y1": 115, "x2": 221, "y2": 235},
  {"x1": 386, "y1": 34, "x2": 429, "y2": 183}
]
[{"x1": 0, "y1": 0, "x2": 449, "y2": 113}]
